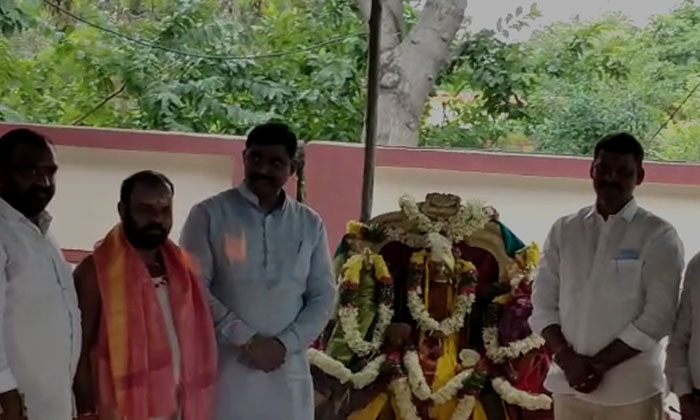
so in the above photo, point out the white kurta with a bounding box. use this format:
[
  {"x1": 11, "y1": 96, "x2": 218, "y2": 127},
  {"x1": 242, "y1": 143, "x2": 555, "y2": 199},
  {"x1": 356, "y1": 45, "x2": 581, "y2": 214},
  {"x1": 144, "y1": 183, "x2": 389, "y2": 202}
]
[
  {"x1": 0, "y1": 198, "x2": 81, "y2": 420},
  {"x1": 180, "y1": 185, "x2": 336, "y2": 420}
]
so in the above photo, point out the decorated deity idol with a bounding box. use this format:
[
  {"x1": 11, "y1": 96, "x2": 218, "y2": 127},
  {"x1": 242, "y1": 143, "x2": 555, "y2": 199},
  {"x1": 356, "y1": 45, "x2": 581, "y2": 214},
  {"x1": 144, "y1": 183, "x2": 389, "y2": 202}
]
[{"x1": 310, "y1": 193, "x2": 552, "y2": 420}]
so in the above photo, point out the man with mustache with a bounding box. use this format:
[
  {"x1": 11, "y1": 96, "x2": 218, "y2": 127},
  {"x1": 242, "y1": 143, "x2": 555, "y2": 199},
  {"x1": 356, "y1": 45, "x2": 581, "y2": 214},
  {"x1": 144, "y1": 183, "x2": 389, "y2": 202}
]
[
  {"x1": 180, "y1": 122, "x2": 336, "y2": 420},
  {"x1": 72, "y1": 171, "x2": 217, "y2": 420},
  {"x1": 530, "y1": 132, "x2": 683, "y2": 420},
  {"x1": 0, "y1": 128, "x2": 81, "y2": 420}
]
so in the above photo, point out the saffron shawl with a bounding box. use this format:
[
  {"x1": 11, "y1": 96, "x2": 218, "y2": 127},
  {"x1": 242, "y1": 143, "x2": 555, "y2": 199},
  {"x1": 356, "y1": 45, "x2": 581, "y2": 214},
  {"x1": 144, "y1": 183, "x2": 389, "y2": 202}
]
[{"x1": 92, "y1": 225, "x2": 217, "y2": 420}]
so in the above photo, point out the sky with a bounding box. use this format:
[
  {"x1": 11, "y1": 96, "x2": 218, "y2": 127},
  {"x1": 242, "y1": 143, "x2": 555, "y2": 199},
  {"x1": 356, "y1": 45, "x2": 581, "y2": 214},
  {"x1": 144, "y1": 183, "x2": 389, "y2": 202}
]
[{"x1": 463, "y1": 0, "x2": 686, "y2": 40}]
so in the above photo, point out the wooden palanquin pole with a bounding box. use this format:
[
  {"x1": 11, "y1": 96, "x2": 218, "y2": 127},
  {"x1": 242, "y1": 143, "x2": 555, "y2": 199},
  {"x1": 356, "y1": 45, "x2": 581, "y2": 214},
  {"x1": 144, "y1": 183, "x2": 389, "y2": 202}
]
[{"x1": 360, "y1": 0, "x2": 382, "y2": 223}]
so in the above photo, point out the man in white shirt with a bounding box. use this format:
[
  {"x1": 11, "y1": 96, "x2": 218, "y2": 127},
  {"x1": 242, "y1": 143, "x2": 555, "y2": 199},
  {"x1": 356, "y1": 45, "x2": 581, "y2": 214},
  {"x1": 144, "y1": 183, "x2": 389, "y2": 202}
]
[
  {"x1": 529, "y1": 132, "x2": 684, "y2": 420},
  {"x1": 0, "y1": 129, "x2": 81, "y2": 420},
  {"x1": 667, "y1": 254, "x2": 700, "y2": 420}
]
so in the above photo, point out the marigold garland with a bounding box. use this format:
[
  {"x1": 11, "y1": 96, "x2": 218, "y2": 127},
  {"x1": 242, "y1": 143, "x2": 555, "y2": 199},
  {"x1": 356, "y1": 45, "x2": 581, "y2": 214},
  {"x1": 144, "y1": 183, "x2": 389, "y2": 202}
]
[{"x1": 338, "y1": 252, "x2": 394, "y2": 357}]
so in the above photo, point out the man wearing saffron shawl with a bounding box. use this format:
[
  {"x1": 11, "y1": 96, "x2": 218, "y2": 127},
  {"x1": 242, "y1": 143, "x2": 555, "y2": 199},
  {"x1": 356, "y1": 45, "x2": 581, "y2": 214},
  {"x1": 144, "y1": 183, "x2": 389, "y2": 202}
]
[
  {"x1": 72, "y1": 171, "x2": 218, "y2": 420},
  {"x1": 180, "y1": 122, "x2": 336, "y2": 420}
]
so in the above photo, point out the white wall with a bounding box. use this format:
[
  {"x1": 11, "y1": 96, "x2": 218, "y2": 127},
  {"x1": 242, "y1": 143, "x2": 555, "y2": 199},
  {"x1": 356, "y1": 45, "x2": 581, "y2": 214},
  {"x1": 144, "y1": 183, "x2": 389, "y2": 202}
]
[
  {"x1": 48, "y1": 146, "x2": 233, "y2": 251},
  {"x1": 374, "y1": 167, "x2": 700, "y2": 261},
  {"x1": 49, "y1": 148, "x2": 700, "y2": 264}
]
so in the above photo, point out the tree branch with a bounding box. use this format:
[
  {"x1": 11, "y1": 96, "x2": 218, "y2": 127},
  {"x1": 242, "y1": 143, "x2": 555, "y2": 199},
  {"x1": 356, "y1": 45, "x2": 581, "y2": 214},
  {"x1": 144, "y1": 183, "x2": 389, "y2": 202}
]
[
  {"x1": 70, "y1": 82, "x2": 126, "y2": 125},
  {"x1": 354, "y1": 0, "x2": 403, "y2": 50},
  {"x1": 385, "y1": 0, "x2": 406, "y2": 38},
  {"x1": 403, "y1": 0, "x2": 467, "y2": 62}
]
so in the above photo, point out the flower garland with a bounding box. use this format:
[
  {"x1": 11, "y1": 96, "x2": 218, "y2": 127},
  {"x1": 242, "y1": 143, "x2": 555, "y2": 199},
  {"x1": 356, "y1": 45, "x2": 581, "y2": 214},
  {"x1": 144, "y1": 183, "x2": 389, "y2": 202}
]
[
  {"x1": 389, "y1": 377, "x2": 422, "y2": 420},
  {"x1": 398, "y1": 194, "x2": 491, "y2": 243},
  {"x1": 403, "y1": 350, "x2": 474, "y2": 404},
  {"x1": 406, "y1": 252, "x2": 477, "y2": 336},
  {"x1": 482, "y1": 327, "x2": 545, "y2": 365},
  {"x1": 308, "y1": 348, "x2": 385, "y2": 389},
  {"x1": 492, "y1": 377, "x2": 552, "y2": 411},
  {"x1": 389, "y1": 376, "x2": 477, "y2": 420},
  {"x1": 482, "y1": 293, "x2": 545, "y2": 364},
  {"x1": 385, "y1": 226, "x2": 428, "y2": 249},
  {"x1": 338, "y1": 252, "x2": 394, "y2": 357}
]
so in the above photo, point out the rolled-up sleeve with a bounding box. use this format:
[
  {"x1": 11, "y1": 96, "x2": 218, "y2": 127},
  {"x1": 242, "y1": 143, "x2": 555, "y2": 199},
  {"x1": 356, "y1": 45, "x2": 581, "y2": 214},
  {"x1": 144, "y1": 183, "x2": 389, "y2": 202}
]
[
  {"x1": 277, "y1": 222, "x2": 336, "y2": 354},
  {"x1": 529, "y1": 221, "x2": 562, "y2": 335},
  {"x1": 618, "y1": 226, "x2": 684, "y2": 352},
  {"x1": 0, "y1": 247, "x2": 17, "y2": 393},
  {"x1": 180, "y1": 203, "x2": 256, "y2": 346},
  {"x1": 666, "y1": 257, "x2": 696, "y2": 397}
]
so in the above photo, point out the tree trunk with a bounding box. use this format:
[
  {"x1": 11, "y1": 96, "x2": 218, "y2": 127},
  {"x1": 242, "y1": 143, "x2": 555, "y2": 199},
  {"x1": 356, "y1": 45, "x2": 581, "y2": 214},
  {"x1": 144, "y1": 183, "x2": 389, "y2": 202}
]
[{"x1": 355, "y1": 0, "x2": 467, "y2": 146}]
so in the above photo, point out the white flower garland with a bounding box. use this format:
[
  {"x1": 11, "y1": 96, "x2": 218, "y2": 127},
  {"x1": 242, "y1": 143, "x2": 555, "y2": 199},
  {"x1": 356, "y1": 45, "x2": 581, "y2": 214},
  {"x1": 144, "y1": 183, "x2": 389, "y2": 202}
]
[
  {"x1": 403, "y1": 350, "x2": 474, "y2": 404},
  {"x1": 492, "y1": 377, "x2": 552, "y2": 411},
  {"x1": 482, "y1": 327, "x2": 545, "y2": 364},
  {"x1": 339, "y1": 303, "x2": 393, "y2": 356},
  {"x1": 407, "y1": 289, "x2": 475, "y2": 336},
  {"x1": 389, "y1": 376, "x2": 477, "y2": 420},
  {"x1": 398, "y1": 194, "x2": 490, "y2": 243},
  {"x1": 308, "y1": 348, "x2": 385, "y2": 389},
  {"x1": 385, "y1": 226, "x2": 429, "y2": 249},
  {"x1": 389, "y1": 377, "x2": 422, "y2": 420},
  {"x1": 452, "y1": 395, "x2": 477, "y2": 420},
  {"x1": 337, "y1": 254, "x2": 394, "y2": 357}
]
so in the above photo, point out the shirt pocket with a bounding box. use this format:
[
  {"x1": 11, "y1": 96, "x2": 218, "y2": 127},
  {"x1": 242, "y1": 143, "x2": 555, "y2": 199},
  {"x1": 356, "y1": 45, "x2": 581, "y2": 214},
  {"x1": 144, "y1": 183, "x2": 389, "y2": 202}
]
[{"x1": 603, "y1": 259, "x2": 643, "y2": 300}]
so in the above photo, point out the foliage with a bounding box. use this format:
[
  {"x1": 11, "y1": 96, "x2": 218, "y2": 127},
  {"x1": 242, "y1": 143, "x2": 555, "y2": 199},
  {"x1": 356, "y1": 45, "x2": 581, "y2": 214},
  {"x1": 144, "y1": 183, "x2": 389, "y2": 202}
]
[
  {"x1": 2, "y1": 0, "x2": 700, "y2": 161},
  {"x1": 427, "y1": 1, "x2": 700, "y2": 161},
  {"x1": 444, "y1": 30, "x2": 532, "y2": 120},
  {"x1": 524, "y1": 80, "x2": 659, "y2": 156},
  {"x1": 0, "y1": 0, "x2": 30, "y2": 36},
  {"x1": 0, "y1": 0, "x2": 366, "y2": 141}
]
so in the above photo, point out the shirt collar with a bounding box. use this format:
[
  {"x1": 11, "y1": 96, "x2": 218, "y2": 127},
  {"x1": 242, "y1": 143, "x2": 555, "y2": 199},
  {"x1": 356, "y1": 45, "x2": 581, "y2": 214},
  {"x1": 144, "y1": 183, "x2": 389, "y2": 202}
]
[
  {"x1": 585, "y1": 198, "x2": 638, "y2": 222},
  {"x1": 0, "y1": 196, "x2": 52, "y2": 234},
  {"x1": 236, "y1": 182, "x2": 289, "y2": 213}
]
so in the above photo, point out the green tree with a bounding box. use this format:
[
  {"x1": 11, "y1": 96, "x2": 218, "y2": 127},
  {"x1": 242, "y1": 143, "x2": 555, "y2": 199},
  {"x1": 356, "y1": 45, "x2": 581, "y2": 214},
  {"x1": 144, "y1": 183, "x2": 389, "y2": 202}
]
[{"x1": 0, "y1": 0, "x2": 367, "y2": 141}]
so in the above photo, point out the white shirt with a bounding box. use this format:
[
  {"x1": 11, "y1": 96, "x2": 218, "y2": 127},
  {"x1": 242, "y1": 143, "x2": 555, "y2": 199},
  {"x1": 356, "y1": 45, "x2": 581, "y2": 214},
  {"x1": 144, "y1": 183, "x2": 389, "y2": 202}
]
[
  {"x1": 0, "y1": 198, "x2": 81, "y2": 420},
  {"x1": 666, "y1": 252, "x2": 700, "y2": 398},
  {"x1": 529, "y1": 199, "x2": 684, "y2": 406}
]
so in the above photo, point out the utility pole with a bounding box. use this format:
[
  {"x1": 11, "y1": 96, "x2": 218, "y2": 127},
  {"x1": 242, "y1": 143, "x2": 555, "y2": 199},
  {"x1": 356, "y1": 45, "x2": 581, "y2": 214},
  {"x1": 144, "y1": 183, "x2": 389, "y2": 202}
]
[{"x1": 360, "y1": 0, "x2": 381, "y2": 223}]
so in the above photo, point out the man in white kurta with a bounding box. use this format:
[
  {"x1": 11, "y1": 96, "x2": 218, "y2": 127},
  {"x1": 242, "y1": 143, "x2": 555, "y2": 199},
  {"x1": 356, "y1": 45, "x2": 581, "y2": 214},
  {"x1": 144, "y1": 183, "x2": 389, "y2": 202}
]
[
  {"x1": 0, "y1": 129, "x2": 81, "y2": 420},
  {"x1": 181, "y1": 122, "x2": 336, "y2": 420}
]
